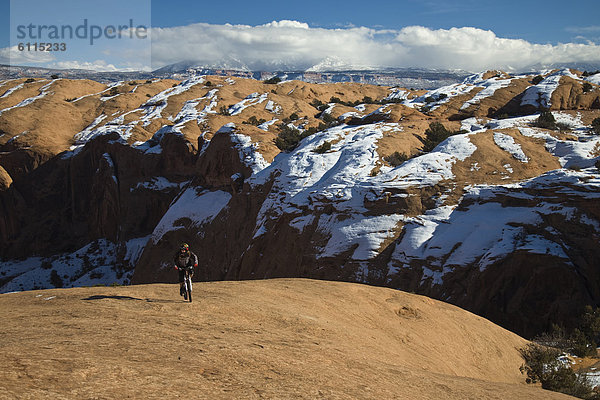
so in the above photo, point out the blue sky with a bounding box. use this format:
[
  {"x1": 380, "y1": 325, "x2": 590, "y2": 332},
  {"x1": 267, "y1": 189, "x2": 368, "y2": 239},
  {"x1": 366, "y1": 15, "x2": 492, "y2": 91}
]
[
  {"x1": 1, "y1": 0, "x2": 599, "y2": 71},
  {"x1": 149, "y1": 0, "x2": 600, "y2": 44}
]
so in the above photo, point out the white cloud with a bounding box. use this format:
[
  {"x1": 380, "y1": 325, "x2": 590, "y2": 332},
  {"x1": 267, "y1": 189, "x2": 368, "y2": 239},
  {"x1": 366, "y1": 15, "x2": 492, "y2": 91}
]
[
  {"x1": 395, "y1": 26, "x2": 600, "y2": 70},
  {"x1": 150, "y1": 21, "x2": 600, "y2": 72},
  {"x1": 566, "y1": 26, "x2": 600, "y2": 34},
  {"x1": 0, "y1": 45, "x2": 56, "y2": 65},
  {"x1": 4, "y1": 22, "x2": 599, "y2": 73},
  {"x1": 150, "y1": 21, "x2": 397, "y2": 71}
]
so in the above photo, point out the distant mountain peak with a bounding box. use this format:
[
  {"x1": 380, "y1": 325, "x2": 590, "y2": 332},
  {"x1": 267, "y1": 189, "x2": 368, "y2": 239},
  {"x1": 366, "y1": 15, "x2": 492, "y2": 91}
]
[
  {"x1": 153, "y1": 56, "x2": 251, "y2": 74},
  {"x1": 306, "y1": 56, "x2": 375, "y2": 72}
]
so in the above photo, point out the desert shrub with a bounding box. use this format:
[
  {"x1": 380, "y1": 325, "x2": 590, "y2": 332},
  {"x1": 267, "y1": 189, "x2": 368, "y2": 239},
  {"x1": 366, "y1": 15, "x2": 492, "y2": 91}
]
[
  {"x1": 310, "y1": 98, "x2": 325, "y2": 109},
  {"x1": 386, "y1": 98, "x2": 405, "y2": 104},
  {"x1": 577, "y1": 306, "x2": 600, "y2": 348},
  {"x1": 218, "y1": 105, "x2": 230, "y2": 116},
  {"x1": 535, "y1": 306, "x2": 600, "y2": 357},
  {"x1": 420, "y1": 122, "x2": 465, "y2": 153},
  {"x1": 24, "y1": 78, "x2": 35, "y2": 83},
  {"x1": 274, "y1": 125, "x2": 311, "y2": 152},
  {"x1": 145, "y1": 79, "x2": 152, "y2": 84},
  {"x1": 583, "y1": 82, "x2": 593, "y2": 93},
  {"x1": 50, "y1": 74, "x2": 59, "y2": 80},
  {"x1": 592, "y1": 118, "x2": 600, "y2": 135},
  {"x1": 101, "y1": 87, "x2": 119, "y2": 98},
  {"x1": 570, "y1": 328, "x2": 595, "y2": 356},
  {"x1": 314, "y1": 104, "x2": 328, "y2": 112},
  {"x1": 41, "y1": 260, "x2": 53, "y2": 270},
  {"x1": 384, "y1": 151, "x2": 409, "y2": 167},
  {"x1": 324, "y1": 95, "x2": 382, "y2": 107},
  {"x1": 595, "y1": 159, "x2": 600, "y2": 170},
  {"x1": 289, "y1": 112, "x2": 299, "y2": 121},
  {"x1": 557, "y1": 122, "x2": 573, "y2": 132},
  {"x1": 243, "y1": 116, "x2": 267, "y2": 126},
  {"x1": 313, "y1": 141, "x2": 332, "y2": 154},
  {"x1": 534, "y1": 324, "x2": 571, "y2": 351},
  {"x1": 205, "y1": 81, "x2": 212, "y2": 87},
  {"x1": 519, "y1": 343, "x2": 597, "y2": 398},
  {"x1": 533, "y1": 110, "x2": 558, "y2": 130},
  {"x1": 423, "y1": 93, "x2": 447, "y2": 104},
  {"x1": 145, "y1": 93, "x2": 151, "y2": 98},
  {"x1": 532, "y1": 75, "x2": 544, "y2": 85},
  {"x1": 547, "y1": 371, "x2": 597, "y2": 399},
  {"x1": 64, "y1": 97, "x2": 76, "y2": 102},
  {"x1": 263, "y1": 76, "x2": 281, "y2": 84},
  {"x1": 519, "y1": 343, "x2": 564, "y2": 385},
  {"x1": 321, "y1": 112, "x2": 338, "y2": 126},
  {"x1": 50, "y1": 269, "x2": 63, "y2": 288},
  {"x1": 303, "y1": 126, "x2": 318, "y2": 135}
]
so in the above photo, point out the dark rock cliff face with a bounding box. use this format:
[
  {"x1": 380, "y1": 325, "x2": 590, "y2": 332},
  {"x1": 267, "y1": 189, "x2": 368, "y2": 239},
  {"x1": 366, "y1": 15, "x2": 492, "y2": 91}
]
[
  {"x1": 0, "y1": 132, "x2": 196, "y2": 260},
  {"x1": 0, "y1": 147, "x2": 53, "y2": 183},
  {"x1": 131, "y1": 130, "x2": 261, "y2": 283}
]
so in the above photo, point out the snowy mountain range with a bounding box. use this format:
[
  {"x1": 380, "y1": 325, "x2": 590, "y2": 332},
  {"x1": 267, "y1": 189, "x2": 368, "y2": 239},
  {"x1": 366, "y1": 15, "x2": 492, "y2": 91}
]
[{"x1": 1, "y1": 62, "x2": 471, "y2": 89}]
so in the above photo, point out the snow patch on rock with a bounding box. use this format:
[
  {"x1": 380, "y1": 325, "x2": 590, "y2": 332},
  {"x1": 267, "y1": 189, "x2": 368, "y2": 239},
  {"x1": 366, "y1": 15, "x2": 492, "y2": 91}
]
[
  {"x1": 493, "y1": 132, "x2": 529, "y2": 162},
  {"x1": 152, "y1": 189, "x2": 232, "y2": 244}
]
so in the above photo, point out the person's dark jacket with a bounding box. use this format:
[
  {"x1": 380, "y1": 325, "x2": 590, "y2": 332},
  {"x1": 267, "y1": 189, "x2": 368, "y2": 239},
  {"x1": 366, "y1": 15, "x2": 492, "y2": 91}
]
[{"x1": 174, "y1": 250, "x2": 198, "y2": 282}]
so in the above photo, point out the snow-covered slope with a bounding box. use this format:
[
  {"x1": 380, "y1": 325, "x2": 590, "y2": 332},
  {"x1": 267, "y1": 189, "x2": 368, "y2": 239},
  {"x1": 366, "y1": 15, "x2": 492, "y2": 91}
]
[{"x1": 0, "y1": 238, "x2": 145, "y2": 293}]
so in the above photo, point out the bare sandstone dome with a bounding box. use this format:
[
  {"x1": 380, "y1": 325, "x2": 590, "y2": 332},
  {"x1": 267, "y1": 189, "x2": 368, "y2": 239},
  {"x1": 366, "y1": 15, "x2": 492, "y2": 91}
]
[{"x1": 0, "y1": 279, "x2": 573, "y2": 399}]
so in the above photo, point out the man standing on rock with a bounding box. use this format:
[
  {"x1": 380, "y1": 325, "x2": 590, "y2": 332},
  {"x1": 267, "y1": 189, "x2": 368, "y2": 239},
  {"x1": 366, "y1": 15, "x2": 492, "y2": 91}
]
[{"x1": 173, "y1": 243, "x2": 198, "y2": 299}]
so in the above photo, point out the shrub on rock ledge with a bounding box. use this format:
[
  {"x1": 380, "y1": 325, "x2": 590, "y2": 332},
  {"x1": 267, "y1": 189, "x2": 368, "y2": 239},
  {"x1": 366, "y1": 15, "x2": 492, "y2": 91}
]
[
  {"x1": 274, "y1": 125, "x2": 311, "y2": 152},
  {"x1": 420, "y1": 122, "x2": 465, "y2": 153},
  {"x1": 533, "y1": 110, "x2": 558, "y2": 130},
  {"x1": 384, "y1": 151, "x2": 409, "y2": 167},
  {"x1": 592, "y1": 117, "x2": 600, "y2": 134}
]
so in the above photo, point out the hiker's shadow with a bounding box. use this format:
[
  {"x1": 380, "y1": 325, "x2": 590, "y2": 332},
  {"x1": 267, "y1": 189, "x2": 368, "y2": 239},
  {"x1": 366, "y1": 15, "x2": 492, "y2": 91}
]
[
  {"x1": 83, "y1": 295, "x2": 180, "y2": 303},
  {"x1": 83, "y1": 295, "x2": 142, "y2": 301}
]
